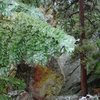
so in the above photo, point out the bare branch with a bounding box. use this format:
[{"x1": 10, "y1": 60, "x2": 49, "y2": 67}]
[{"x1": 85, "y1": 16, "x2": 96, "y2": 28}]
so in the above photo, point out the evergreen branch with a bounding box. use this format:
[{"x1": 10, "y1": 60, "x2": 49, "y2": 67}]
[{"x1": 68, "y1": 11, "x2": 79, "y2": 17}]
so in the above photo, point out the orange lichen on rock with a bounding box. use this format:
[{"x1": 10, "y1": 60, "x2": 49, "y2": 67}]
[
  {"x1": 34, "y1": 65, "x2": 54, "y2": 87},
  {"x1": 34, "y1": 65, "x2": 50, "y2": 82},
  {"x1": 32, "y1": 64, "x2": 64, "y2": 99}
]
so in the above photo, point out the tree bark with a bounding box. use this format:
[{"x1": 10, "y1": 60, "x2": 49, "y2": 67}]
[{"x1": 79, "y1": 0, "x2": 88, "y2": 96}]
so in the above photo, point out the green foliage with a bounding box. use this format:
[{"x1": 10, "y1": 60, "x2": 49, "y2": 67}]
[
  {"x1": 72, "y1": 38, "x2": 100, "y2": 75},
  {"x1": 0, "y1": 77, "x2": 26, "y2": 91},
  {"x1": 0, "y1": 0, "x2": 18, "y2": 16},
  {"x1": 0, "y1": 12, "x2": 75, "y2": 66},
  {"x1": 0, "y1": 0, "x2": 9, "y2": 16},
  {"x1": 0, "y1": 76, "x2": 25, "y2": 99},
  {"x1": 94, "y1": 62, "x2": 100, "y2": 74},
  {"x1": 16, "y1": 0, "x2": 50, "y2": 7},
  {"x1": 0, "y1": 94, "x2": 11, "y2": 100},
  {"x1": 0, "y1": 0, "x2": 45, "y2": 20},
  {"x1": 96, "y1": 39, "x2": 100, "y2": 48}
]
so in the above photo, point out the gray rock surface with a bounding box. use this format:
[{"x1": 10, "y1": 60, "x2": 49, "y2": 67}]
[
  {"x1": 47, "y1": 51, "x2": 100, "y2": 95},
  {"x1": 47, "y1": 95, "x2": 79, "y2": 100},
  {"x1": 57, "y1": 54, "x2": 81, "y2": 95},
  {"x1": 47, "y1": 95, "x2": 99, "y2": 100},
  {"x1": 47, "y1": 53, "x2": 81, "y2": 95}
]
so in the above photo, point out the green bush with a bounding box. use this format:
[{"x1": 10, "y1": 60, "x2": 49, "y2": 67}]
[{"x1": 0, "y1": 12, "x2": 75, "y2": 66}]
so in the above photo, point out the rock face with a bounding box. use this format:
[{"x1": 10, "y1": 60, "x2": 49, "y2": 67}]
[
  {"x1": 32, "y1": 65, "x2": 64, "y2": 99},
  {"x1": 47, "y1": 54, "x2": 81, "y2": 95},
  {"x1": 15, "y1": 53, "x2": 100, "y2": 98},
  {"x1": 53, "y1": 52, "x2": 100, "y2": 95},
  {"x1": 57, "y1": 54, "x2": 81, "y2": 95},
  {"x1": 15, "y1": 63, "x2": 64, "y2": 99}
]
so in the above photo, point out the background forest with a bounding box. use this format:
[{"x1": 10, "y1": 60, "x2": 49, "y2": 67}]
[{"x1": 0, "y1": 0, "x2": 100, "y2": 99}]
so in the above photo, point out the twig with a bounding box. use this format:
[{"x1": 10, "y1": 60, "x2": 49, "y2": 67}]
[{"x1": 85, "y1": 16, "x2": 96, "y2": 28}]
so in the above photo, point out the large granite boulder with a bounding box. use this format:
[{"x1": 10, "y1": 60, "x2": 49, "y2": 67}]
[
  {"x1": 57, "y1": 54, "x2": 81, "y2": 95},
  {"x1": 55, "y1": 52, "x2": 100, "y2": 95},
  {"x1": 47, "y1": 54, "x2": 81, "y2": 95}
]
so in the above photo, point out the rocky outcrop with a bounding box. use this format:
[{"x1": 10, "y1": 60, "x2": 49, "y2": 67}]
[
  {"x1": 57, "y1": 54, "x2": 81, "y2": 95},
  {"x1": 47, "y1": 54, "x2": 81, "y2": 95},
  {"x1": 55, "y1": 52, "x2": 100, "y2": 95},
  {"x1": 15, "y1": 62, "x2": 64, "y2": 99},
  {"x1": 15, "y1": 51, "x2": 100, "y2": 98}
]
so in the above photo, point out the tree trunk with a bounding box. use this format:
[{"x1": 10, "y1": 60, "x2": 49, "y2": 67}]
[{"x1": 79, "y1": 0, "x2": 88, "y2": 96}]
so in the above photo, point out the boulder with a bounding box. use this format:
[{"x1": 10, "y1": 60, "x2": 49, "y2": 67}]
[
  {"x1": 47, "y1": 54, "x2": 81, "y2": 95},
  {"x1": 15, "y1": 62, "x2": 64, "y2": 99},
  {"x1": 31, "y1": 65, "x2": 64, "y2": 99},
  {"x1": 57, "y1": 54, "x2": 81, "y2": 95}
]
